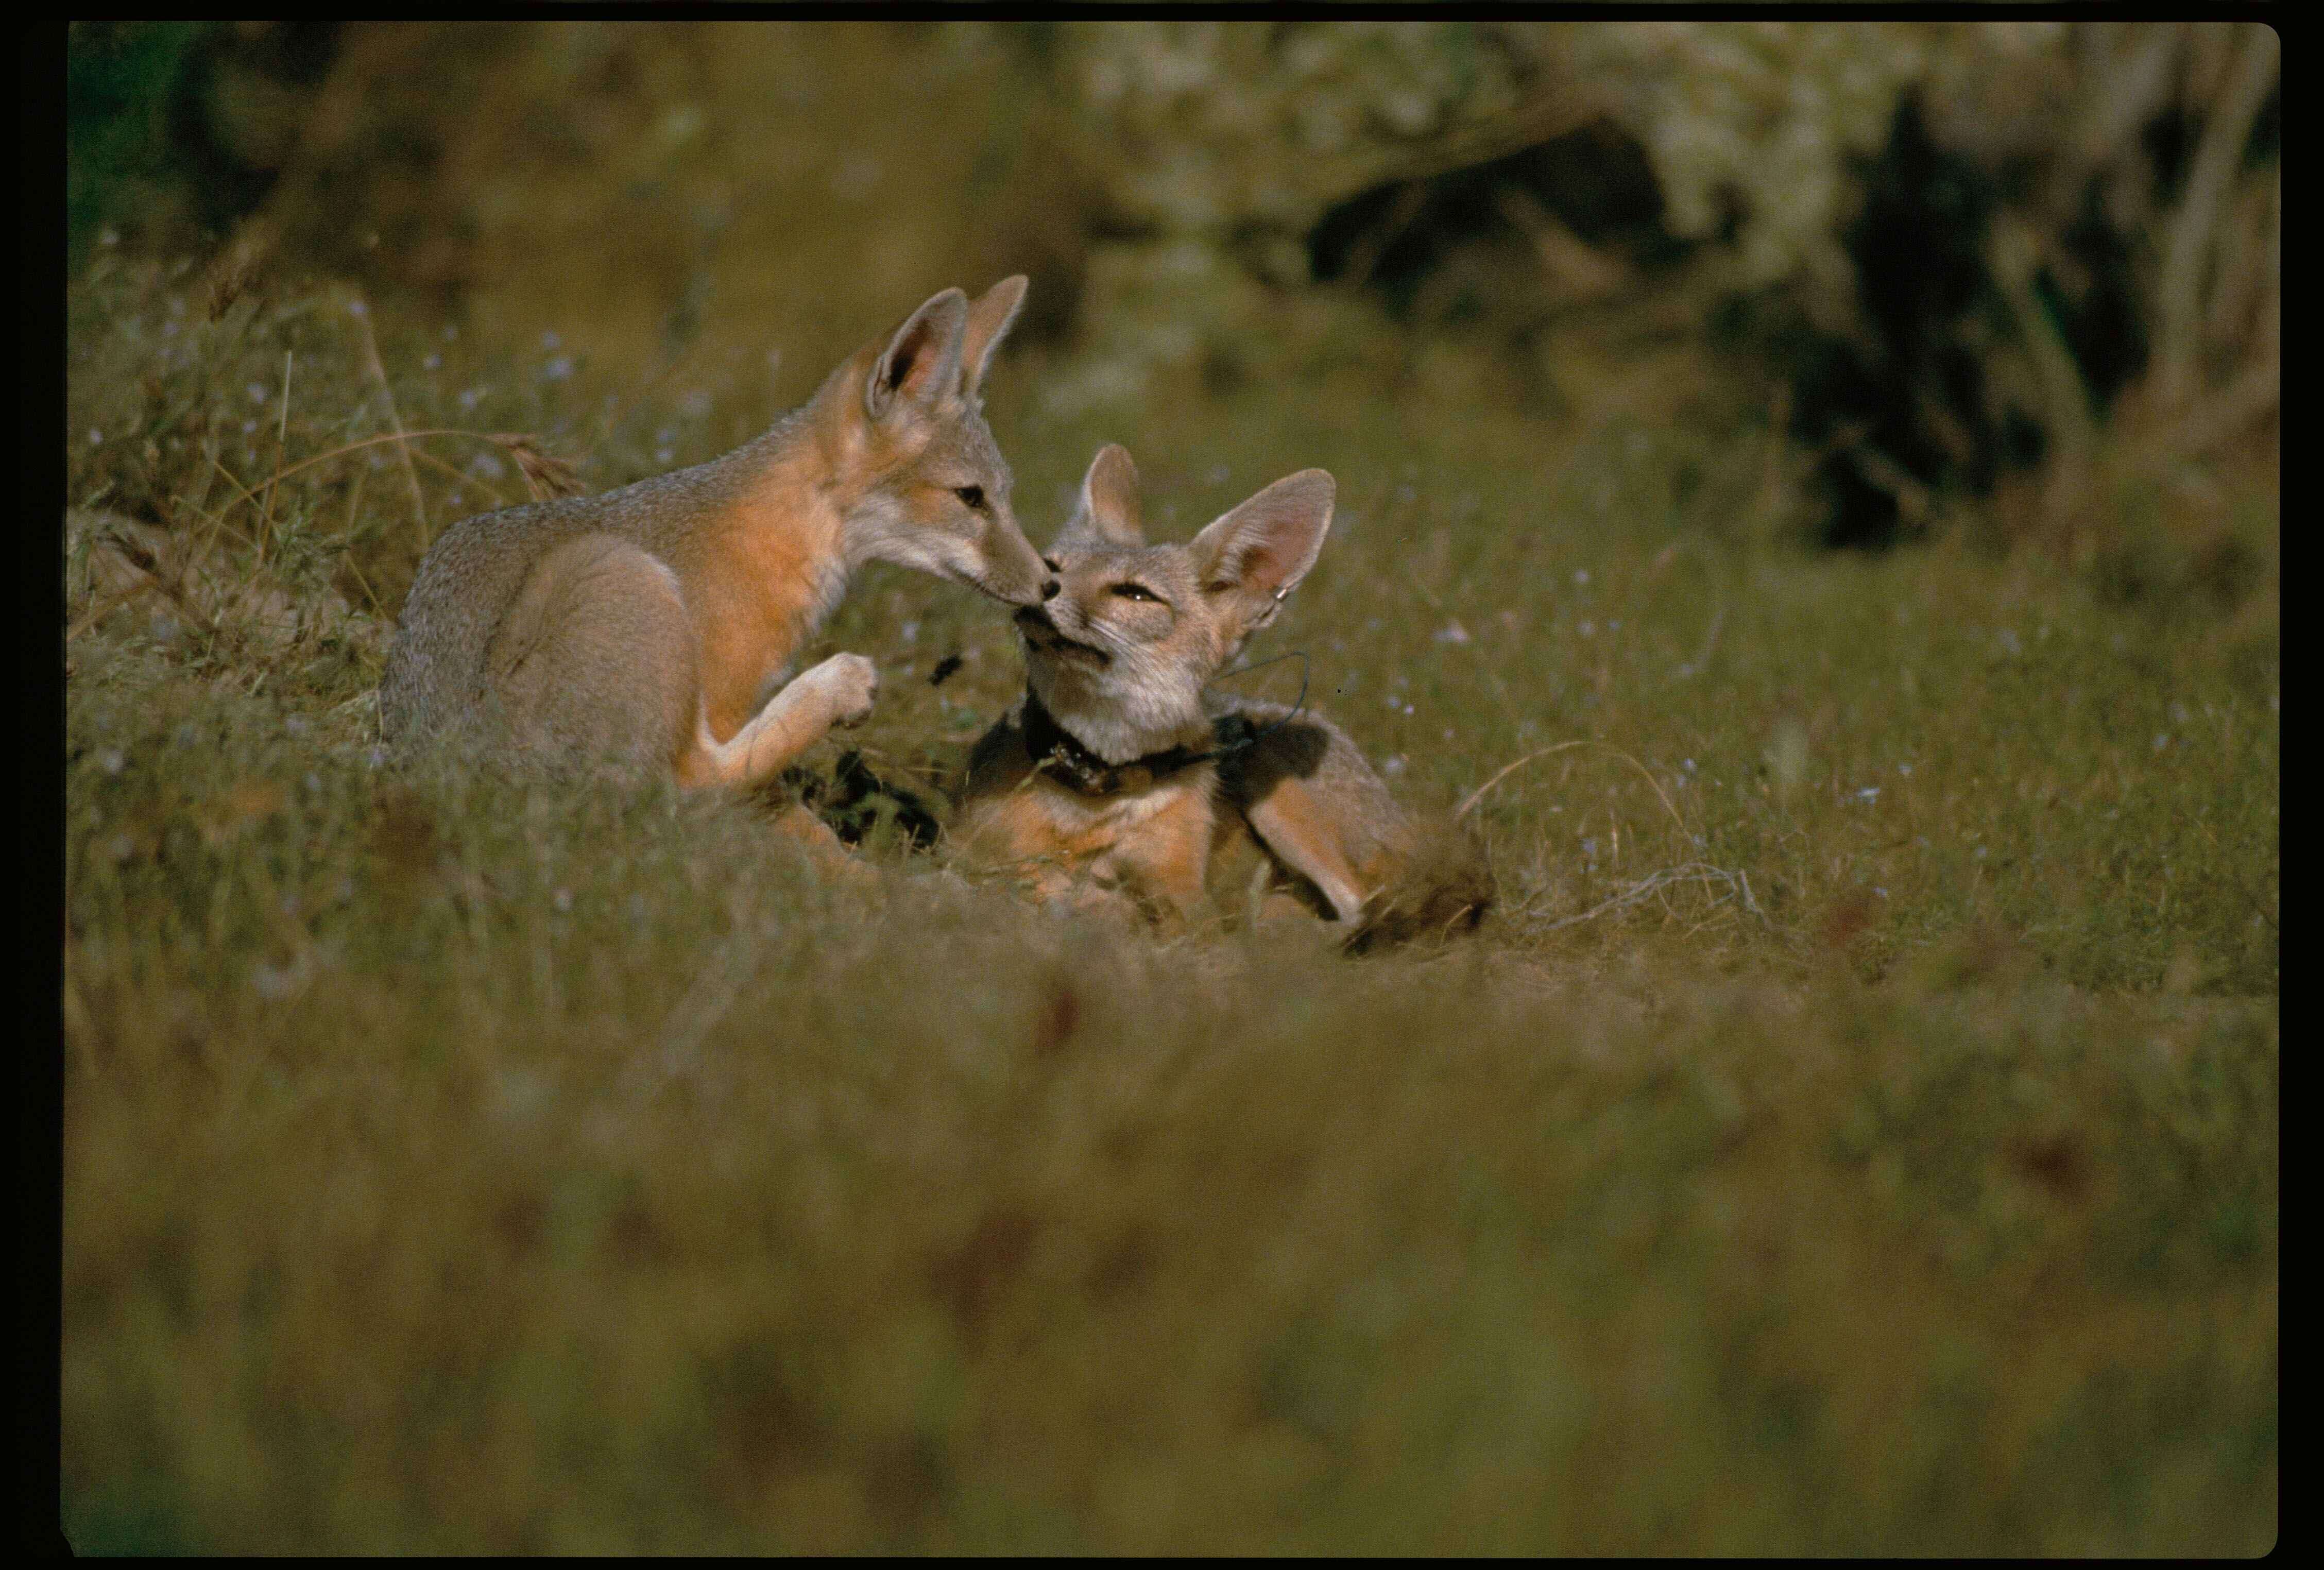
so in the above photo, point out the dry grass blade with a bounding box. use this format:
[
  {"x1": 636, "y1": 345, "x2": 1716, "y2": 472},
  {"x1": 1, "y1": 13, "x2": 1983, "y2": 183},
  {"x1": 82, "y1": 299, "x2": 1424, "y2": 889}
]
[
  {"x1": 201, "y1": 218, "x2": 272, "y2": 323},
  {"x1": 1524, "y1": 861, "x2": 1769, "y2": 936},
  {"x1": 490, "y1": 433, "x2": 586, "y2": 501},
  {"x1": 1458, "y1": 738, "x2": 1689, "y2": 840},
  {"x1": 345, "y1": 293, "x2": 430, "y2": 549}
]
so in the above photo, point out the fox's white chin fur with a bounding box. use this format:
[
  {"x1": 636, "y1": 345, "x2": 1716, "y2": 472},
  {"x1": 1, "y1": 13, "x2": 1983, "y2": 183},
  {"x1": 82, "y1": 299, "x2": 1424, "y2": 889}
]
[{"x1": 1024, "y1": 651, "x2": 1209, "y2": 765}]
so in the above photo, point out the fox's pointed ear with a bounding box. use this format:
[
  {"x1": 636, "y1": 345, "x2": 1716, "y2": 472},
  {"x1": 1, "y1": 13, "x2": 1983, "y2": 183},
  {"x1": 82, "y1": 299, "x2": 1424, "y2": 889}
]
[
  {"x1": 865, "y1": 288, "x2": 968, "y2": 423},
  {"x1": 1190, "y1": 469, "x2": 1335, "y2": 636},
  {"x1": 1056, "y1": 443, "x2": 1145, "y2": 551},
  {"x1": 958, "y1": 276, "x2": 1028, "y2": 401}
]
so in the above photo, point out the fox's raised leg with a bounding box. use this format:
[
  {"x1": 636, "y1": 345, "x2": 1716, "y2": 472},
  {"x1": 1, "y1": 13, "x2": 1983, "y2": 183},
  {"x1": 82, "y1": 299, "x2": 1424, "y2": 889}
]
[
  {"x1": 675, "y1": 652, "x2": 878, "y2": 792},
  {"x1": 1240, "y1": 777, "x2": 1373, "y2": 929}
]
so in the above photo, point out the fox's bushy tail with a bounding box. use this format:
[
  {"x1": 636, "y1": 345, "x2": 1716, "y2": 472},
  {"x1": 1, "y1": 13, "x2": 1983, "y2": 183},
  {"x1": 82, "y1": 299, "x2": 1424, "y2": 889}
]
[{"x1": 1345, "y1": 816, "x2": 1494, "y2": 954}]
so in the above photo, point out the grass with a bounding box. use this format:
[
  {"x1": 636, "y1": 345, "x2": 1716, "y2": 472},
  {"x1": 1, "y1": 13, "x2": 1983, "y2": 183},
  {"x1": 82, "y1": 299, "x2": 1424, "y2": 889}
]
[{"x1": 63, "y1": 253, "x2": 2277, "y2": 1552}]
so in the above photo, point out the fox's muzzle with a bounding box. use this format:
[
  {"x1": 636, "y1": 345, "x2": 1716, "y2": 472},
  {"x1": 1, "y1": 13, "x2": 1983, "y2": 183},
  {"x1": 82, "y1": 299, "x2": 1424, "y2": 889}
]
[
  {"x1": 1014, "y1": 604, "x2": 1108, "y2": 664},
  {"x1": 975, "y1": 513, "x2": 1056, "y2": 608}
]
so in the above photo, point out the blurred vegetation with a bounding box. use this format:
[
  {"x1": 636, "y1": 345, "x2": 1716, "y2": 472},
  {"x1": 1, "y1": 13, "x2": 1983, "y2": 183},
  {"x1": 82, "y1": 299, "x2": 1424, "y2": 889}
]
[
  {"x1": 65, "y1": 20, "x2": 2274, "y2": 1555},
  {"x1": 69, "y1": 20, "x2": 2278, "y2": 551}
]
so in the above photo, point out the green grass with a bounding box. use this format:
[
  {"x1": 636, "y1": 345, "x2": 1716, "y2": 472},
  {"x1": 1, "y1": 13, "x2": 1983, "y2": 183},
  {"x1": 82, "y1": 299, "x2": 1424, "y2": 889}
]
[{"x1": 64, "y1": 258, "x2": 2277, "y2": 1552}]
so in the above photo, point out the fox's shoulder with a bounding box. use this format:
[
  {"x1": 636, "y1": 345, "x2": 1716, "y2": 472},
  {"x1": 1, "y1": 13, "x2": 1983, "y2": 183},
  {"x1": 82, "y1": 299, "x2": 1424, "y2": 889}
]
[{"x1": 1211, "y1": 700, "x2": 1377, "y2": 800}]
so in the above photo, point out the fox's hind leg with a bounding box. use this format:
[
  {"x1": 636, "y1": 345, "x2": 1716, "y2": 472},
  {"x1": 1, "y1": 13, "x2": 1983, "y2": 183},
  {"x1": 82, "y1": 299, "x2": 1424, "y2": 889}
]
[
  {"x1": 489, "y1": 533, "x2": 697, "y2": 778},
  {"x1": 1240, "y1": 777, "x2": 1372, "y2": 929}
]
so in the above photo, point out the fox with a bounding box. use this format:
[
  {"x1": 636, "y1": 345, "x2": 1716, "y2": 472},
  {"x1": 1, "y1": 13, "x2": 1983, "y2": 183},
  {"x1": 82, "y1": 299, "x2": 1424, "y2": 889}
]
[
  {"x1": 379, "y1": 277, "x2": 1056, "y2": 795},
  {"x1": 954, "y1": 444, "x2": 1492, "y2": 949}
]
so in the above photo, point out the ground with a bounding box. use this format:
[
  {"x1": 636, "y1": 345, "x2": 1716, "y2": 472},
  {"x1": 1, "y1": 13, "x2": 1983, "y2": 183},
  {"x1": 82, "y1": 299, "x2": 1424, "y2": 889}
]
[{"x1": 62, "y1": 251, "x2": 2276, "y2": 1552}]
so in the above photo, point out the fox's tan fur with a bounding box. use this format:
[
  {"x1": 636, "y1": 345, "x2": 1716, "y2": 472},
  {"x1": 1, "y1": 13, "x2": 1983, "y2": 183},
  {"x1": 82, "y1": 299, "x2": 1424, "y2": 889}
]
[
  {"x1": 955, "y1": 445, "x2": 1492, "y2": 947},
  {"x1": 380, "y1": 278, "x2": 1054, "y2": 793}
]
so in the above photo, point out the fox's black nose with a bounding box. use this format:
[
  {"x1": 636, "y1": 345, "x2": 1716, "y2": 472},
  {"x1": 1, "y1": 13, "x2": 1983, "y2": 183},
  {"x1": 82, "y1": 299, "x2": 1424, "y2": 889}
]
[{"x1": 1040, "y1": 579, "x2": 1060, "y2": 601}]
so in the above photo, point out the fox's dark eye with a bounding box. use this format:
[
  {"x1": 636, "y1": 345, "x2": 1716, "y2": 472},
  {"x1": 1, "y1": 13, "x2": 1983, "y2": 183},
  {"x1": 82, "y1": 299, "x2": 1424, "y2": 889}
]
[
  {"x1": 955, "y1": 486, "x2": 986, "y2": 510},
  {"x1": 1111, "y1": 583, "x2": 1158, "y2": 603}
]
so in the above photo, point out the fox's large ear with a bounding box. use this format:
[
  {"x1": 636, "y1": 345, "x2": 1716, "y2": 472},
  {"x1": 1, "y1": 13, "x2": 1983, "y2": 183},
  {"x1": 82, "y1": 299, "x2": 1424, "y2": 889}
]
[
  {"x1": 865, "y1": 288, "x2": 969, "y2": 423},
  {"x1": 1055, "y1": 443, "x2": 1146, "y2": 551},
  {"x1": 958, "y1": 276, "x2": 1028, "y2": 401},
  {"x1": 1189, "y1": 469, "x2": 1335, "y2": 635}
]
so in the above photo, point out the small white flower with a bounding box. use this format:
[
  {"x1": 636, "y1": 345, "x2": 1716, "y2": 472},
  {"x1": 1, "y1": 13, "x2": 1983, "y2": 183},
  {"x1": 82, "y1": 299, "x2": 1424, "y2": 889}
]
[
  {"x1": 553, "y1": 888, "x2": 573, "y2": 913},
  {"x1": 88, "y1": 429, "x2": 103, "y2": 446},
  {"x1": 1573, "y1": 569, "x2": 1590, "y2": 586},
  {"x1": 251, "y1": 959, "x2": 304, "y2": 1000},
  {"x1": 1433, "y1": 620, "x2": 1470, "y2": 645},
  {"x1": 98, "y1": 749, "x2": 125, "y2": 775},
  {"x1": 542, "y1": 356, "x2": 574, "y2": 382},
  {"x1": 542, "y1": 330, "x2": 561, "y2": 350},
  {"x1": 2152, "y1": 733, "x2": 2171, "y2": 752},
  {"x1": 1578, "y1": 621, "x2": 1595, "y2": 638},
  {"x1": 1855, "y1": 787, "x2": 1880, "y2": 803},
  {"x1": 346, "y1": 298, "x2": 368, "y2": 317}
]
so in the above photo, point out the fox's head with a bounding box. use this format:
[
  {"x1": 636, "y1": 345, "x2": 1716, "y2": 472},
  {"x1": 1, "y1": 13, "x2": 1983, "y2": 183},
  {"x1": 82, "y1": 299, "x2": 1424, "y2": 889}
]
[
  {"x1": 1015, "y1": 445, "x2": 1335, "y2": 764},
  {"x1": 823, "y1": 277, "x2": 1054, "y2": 608}
]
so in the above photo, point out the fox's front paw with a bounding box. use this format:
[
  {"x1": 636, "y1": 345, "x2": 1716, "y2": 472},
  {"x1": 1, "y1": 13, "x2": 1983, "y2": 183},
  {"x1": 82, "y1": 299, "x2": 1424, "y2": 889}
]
[{"x1": 808, "y1": 652, "x2": 879, "y2": 729}]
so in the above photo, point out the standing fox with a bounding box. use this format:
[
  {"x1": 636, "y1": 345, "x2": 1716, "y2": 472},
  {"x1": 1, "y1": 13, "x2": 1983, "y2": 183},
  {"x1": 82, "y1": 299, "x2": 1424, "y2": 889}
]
[
  {"x1": 956, "y1": 445, "x2": 1492, "y2": 948},
  {"x1": 380, "y1": 278, "x2": 1054, "y2": 790}
]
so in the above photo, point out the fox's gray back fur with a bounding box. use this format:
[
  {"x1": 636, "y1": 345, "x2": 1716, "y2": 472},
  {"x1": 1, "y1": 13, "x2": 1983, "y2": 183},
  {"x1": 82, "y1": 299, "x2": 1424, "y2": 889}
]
[{"x1": 378, "y1": 425, "x2": 791, "y2": 764}]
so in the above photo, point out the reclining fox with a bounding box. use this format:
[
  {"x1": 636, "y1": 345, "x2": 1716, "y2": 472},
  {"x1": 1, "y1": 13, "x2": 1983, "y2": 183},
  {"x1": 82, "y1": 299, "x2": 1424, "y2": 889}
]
[
  {"x1": 380, "y1": 277, "x2": 1054, "y2": 791},
  {"x1": 955, "y1": 445, "x2": 1492, "y2": 949}
]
